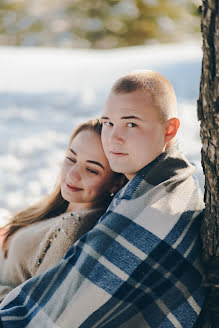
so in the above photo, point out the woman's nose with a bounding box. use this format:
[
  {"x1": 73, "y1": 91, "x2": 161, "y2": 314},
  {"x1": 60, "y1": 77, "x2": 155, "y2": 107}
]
[{"x1": 68, "y1": 164, "x2": 81, "y2": 180}]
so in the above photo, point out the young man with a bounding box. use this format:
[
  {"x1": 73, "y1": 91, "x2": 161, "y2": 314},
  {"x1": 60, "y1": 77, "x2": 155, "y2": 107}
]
[
  {"x1": 101, "y1": 70, "x2": 180, "y2": 179},
  {"x1": 0, "y1": 70, "x2": 206, "y2": 328}
]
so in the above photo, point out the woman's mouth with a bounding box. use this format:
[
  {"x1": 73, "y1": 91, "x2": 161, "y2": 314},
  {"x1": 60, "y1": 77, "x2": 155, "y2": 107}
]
[{"x1": 66, "y1": 184, "x2": 83, "y2": 192}]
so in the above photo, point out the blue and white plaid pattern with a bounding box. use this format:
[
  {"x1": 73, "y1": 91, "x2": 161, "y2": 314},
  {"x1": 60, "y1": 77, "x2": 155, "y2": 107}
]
[{"x1": 0, "y1": 145, "x2": 207, "y2": 327}]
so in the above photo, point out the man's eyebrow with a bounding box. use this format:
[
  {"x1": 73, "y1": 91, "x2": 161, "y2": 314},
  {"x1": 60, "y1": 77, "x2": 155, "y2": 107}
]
[
  {"x1": 87, "y1": 160, "x2": 105, "y2": 170},
  {"x1": 101, "y1": 115, "x2": 141, "y2": 120},
  {"x1": 121, "y1": 115, "x2": 141, "y2": 120}
]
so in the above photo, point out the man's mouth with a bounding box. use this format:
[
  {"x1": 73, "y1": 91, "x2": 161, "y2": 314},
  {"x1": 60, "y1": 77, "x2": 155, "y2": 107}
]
[
  {"x1": 66, "y1": 184, "x2": 83, "y2": 191},
  {"x1": 110, "y1": 151, "x2": 128, "y2": 157}
]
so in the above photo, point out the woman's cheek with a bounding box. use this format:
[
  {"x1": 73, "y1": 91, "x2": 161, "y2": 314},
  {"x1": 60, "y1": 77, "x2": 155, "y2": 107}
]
[{"x1": 60, "y1": 163, "x2": 68, "y2": 181}]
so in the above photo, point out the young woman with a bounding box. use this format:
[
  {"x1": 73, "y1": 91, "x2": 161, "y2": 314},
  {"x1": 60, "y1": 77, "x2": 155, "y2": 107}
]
[{"x1": 0, "y1": 118, "x2": 126, "y2": 302}]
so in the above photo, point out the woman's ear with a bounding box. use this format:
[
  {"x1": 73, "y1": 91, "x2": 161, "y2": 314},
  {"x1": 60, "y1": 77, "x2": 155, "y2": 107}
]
[{"x1": 165, "y1": 118, "x2": 180, "y2": 143}]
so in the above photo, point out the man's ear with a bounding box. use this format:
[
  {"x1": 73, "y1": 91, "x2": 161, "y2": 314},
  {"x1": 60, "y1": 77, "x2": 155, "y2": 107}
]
[
  {"x1": 109, "y1": 175, "x2": 128, "y2": 195},
  {"x1": 165, "y1": 118, "x2": 180, "y2": 143}
]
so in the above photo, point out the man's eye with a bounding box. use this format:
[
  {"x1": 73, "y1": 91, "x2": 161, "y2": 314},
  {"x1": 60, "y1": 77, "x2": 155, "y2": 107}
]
[
  {"x1": 66, "y1": 157, "x2": 76, "y2": 163},
  {"x1": 103, "y1": 121, "x2": 113, "y2": 126},
  {"x1": 127, "y1": 122, "x2": 137, "y2": 128},
  {"x1": 87, "y1": 168, "x2": 98, "y2": 175}
]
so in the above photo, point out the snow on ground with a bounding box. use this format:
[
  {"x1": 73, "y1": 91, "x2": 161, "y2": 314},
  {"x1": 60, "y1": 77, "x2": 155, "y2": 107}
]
[{"x1": 0, "y1": 40, "x2": 204, "y2": 224}]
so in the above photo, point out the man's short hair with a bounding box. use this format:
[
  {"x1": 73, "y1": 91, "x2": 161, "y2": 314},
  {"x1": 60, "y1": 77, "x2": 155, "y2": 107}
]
[{"x1": 111, "y1": 70, "x2": 177, "y2": 121}]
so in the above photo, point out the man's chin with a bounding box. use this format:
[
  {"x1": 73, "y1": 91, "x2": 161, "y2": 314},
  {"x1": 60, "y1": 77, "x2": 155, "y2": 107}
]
[
  {"x1": 108, "y1": 163, "x2": 130, "y2": 175},
  {"x1": 109, "y1": 164, "x2": 124, "y2": 174}
]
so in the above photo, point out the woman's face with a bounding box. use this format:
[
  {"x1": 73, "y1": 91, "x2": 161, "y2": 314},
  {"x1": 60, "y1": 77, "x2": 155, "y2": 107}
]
[{"x1": 60, "y1": 129, "x2": 118, "y2": 211}]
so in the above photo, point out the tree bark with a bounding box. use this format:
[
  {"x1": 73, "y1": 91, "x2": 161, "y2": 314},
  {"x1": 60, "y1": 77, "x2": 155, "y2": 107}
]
[{"x1": 196, "y1": 1, "x2": 219, "y2": 327}]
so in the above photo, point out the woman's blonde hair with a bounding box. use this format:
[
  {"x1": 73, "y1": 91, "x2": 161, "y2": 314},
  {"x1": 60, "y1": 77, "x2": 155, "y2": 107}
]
[{"x1": 1, "y1": 118, "x2": 121, "y2": 257}]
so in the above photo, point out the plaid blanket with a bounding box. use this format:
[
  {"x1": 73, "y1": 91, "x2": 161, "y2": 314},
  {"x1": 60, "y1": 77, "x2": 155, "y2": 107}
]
[{"x1": 0, "y1": 145, "x2": 207, "y2": 327}]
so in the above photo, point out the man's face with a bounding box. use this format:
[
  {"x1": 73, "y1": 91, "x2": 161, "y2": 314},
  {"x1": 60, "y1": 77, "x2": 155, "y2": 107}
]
[{"x1": 101, "y1": 90, "x2": 167, "y2": 180}]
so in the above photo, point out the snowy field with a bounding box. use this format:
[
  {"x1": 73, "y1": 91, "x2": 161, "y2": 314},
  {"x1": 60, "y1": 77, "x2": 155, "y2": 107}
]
[{"x1": 0, "y1": 41, "x2": 204, "y2": 225}]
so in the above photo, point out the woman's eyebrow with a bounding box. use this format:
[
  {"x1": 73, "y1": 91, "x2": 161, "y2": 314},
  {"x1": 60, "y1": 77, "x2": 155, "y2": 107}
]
[
  {"x1": 87, "y1": 160, "x2": 104, "y2": 170},
  {"x1": 69, "y1": 149, "x2": 104, "y2": 170},
  {"x1": 69, "y1": 148, "x2": 77, "y2": 155}
]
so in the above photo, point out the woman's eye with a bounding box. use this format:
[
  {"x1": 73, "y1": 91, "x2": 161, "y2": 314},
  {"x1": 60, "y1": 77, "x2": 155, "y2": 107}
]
[
  {"x1": 127, "y1": 122, "x2": 137, "y2": 128},
  {"x1": 66, "y1": 157, "x2": 76, "y2": 163},
  {"x1": 87, "y1": 168, "x2": 98, "y2": 175}
]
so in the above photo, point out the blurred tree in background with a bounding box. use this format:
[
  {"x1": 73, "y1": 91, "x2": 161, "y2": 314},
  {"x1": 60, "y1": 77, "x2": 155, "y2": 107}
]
[{"x1": 0, "y1": 0, "x2": 201, "y2": 48}]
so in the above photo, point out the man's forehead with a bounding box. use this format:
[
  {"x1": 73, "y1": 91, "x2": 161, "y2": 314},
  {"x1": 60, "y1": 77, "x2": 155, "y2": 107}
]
[
  {"x1": 101, "y1": 108, "x2": 142, "y2": 120},
  {"x1": 102, "y1": 91, "x2": 158, "y2": 118},
  {"x1": 106, "y1": 90, "x2": 156, "y2": 107}
]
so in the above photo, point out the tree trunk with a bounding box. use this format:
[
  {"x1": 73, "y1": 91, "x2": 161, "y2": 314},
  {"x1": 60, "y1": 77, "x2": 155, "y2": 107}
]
[{"x1": 196, "y1": 1, "x2": 219, "y2": 327}]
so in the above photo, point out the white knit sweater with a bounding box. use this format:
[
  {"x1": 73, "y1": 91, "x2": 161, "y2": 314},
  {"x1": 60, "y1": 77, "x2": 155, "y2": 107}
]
[{"x1": 0, "y1": 207, "x2": 105, "y2": 302}]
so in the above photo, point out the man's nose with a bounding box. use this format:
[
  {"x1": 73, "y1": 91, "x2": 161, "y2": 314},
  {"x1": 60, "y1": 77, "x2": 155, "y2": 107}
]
[{"x1": 110, "y1": 127, "x2": 124, "y2": 143}]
